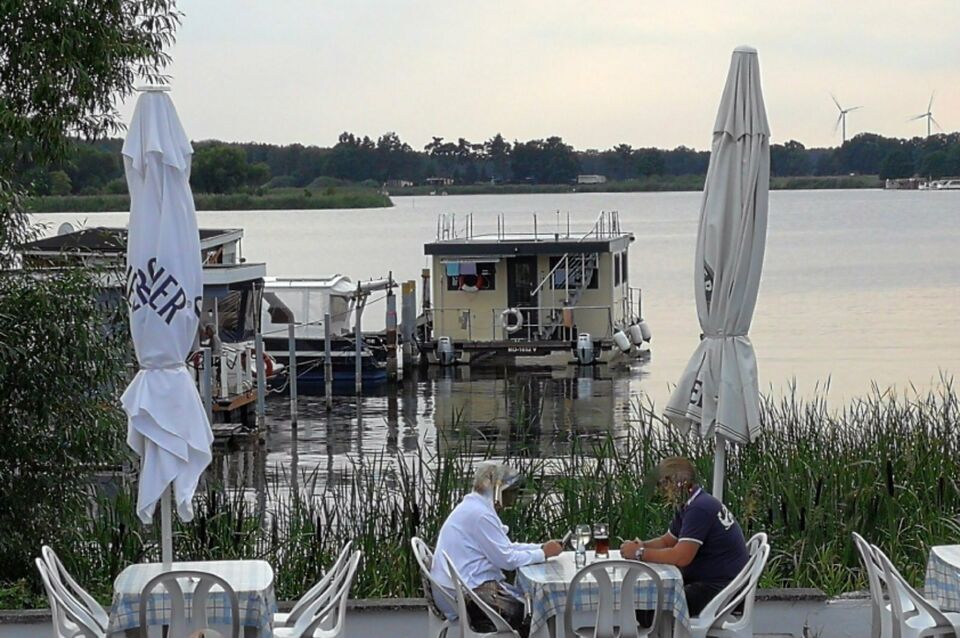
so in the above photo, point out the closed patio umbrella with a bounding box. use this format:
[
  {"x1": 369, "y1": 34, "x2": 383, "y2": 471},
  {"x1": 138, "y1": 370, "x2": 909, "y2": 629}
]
[
  {"x1": 121, "y1": 87, "x2": 212, "y2": 564},
  {"x1": 664, "y1": 47, "x2": 770, "y2": 501}
]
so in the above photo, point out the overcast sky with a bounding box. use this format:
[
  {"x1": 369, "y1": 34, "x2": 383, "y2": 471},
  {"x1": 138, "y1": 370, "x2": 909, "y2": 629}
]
[{"x1": 124, "y1": 0, "x2": 960, "y2": 151}]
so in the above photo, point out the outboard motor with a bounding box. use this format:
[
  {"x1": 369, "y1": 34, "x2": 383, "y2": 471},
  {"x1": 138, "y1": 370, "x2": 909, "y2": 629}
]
[
  {"x1": 613, "y1": 328, "x2": 632, "y2": 353},
  {"x1": 575, "y1": 333, "x2": 595, "y2": 365},
  {"x1": 436, "y1": 336, "x2": 456, "y2": 366}
]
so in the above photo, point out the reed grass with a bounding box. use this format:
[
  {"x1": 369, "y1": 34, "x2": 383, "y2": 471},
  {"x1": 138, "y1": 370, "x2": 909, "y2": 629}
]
[{"x1": 51, "y1": 380, "x2": 960, "y2": 605}]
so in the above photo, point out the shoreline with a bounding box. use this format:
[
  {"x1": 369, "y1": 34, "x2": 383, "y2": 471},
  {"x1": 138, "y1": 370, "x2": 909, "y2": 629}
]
[{"x1": 26, "y1": 175, "x2": 881, "y2": 212}]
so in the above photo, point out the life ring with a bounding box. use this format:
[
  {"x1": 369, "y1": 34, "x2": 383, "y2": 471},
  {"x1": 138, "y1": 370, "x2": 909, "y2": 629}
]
[
  {"x1": 458, "y1": 273, "x2": 484, "y2": 292},
  {"x1": 501, "y1": 307, "x2": 524, "y2": 334}
]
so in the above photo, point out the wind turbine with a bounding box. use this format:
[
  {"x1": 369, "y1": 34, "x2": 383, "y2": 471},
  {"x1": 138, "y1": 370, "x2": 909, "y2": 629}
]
[
  {"x1": 831, "y1": 94, "x2": 862, "y2": 144},
  {"x1": 909, "y1": 92, "x2": 941, "y2": 137}
]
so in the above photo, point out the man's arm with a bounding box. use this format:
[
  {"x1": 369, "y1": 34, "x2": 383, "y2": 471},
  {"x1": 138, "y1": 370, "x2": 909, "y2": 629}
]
[{"x1": 474, "y1": 512, "x2": 561, "y2": 570}]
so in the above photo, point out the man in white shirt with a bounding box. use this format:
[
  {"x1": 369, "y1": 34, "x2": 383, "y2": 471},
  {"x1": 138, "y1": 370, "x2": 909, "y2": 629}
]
[{"x1": 431, "y1": 462, "x2": 563, "y2": 637}]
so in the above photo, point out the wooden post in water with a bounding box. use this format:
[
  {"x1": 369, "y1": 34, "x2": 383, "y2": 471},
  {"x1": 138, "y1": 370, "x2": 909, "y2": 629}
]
[
  {"x1": 202, "y1": 347, "x2": 213, "y2": 424},
  {"x1": 354, "y1": 287, "x2": 363, "y2": 395},
  {"x1": 254, "y1": 333, "x2": 266, "y2": 428},
  {"x1": 386, "y1": 273, "x2": 398, "y2": 382},
  {"x1": 401, "y1": 280, "x2": 416, "y2": 365},
  {"x1": 288, "y1": 323, "x2": 298, "y2": 427},
  {"x1": 323, "y1": 312, "x2": 333, "y2": 410},
  {"x1": 421, "y1": 268, "x2": 432, "y2": 341}
]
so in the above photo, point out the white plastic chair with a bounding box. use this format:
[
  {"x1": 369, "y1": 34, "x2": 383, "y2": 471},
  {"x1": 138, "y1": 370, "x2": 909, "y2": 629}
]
[
  {"x1": 274, "y1": 542, "x2": 354, "y2": 628},
  {"x1": 274, "y1": 549, "x2": 362, "y2": 638},
  {"x1": 35, "y1": 558, "x2": 105, "y2": 638},
  {"x1": 745, "y1": 532, "x2": 767, "y2": 556},
  {"x1": 138, "y1": 570, "x2": 240, "y2": 638},
  {"x1": 564, "y1": 558, "x2": 664, "y2": 638},
  {"x1": 41, "y1": 545, "x2": 110, "y2": 633},
  {"x1": 441, "y1": 550, "x2": 519, "y2": 638},
  {"x1": 687, "y1": 536, "x2": 770, "y2": 638},
  {"x1": 411, "y1": 537, "x2": 460, "y2": 638},
  {"x1": 874, "y1": 545, "x2": 960, "y2": 638},
  {"x1": 852, "y1": 532, "x2": 916, "y2": 638}
]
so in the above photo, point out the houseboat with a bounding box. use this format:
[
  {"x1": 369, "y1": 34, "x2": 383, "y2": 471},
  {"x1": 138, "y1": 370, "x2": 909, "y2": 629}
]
[
  {"x1": 419, "y1": 211, "x2": 650, "y2": 366},
  {"x1": 261, "y1": 275, "x2": 396, "y2": 391},
  {"x1": 19, "y1": 225, "x2": 271, "y2": 428}
]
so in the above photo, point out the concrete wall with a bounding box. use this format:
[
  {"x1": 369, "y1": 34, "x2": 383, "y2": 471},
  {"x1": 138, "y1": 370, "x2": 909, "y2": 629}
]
[{"x1": 0, "y1": 593, "x2": 874, "y2": 638}]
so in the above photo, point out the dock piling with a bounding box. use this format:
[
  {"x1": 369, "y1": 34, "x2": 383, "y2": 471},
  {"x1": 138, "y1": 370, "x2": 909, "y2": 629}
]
[
  {"x1": 401, "y1": 280, "x2": 416, "y2": 365},
  {"x1": 288, "y1": 323, "x2": 298, "y2": 427},
  {"x1": 324, "y1": 312, "x2": 333, "y2": 409},
  {"x1": 355, "y1": 293, "x2": 363, "y2": 395},
  {"x1": 202, "y1": 347, "x2": 213, "y2": 424},
  {"x1": 386, "y1": 274, "x2": 398, "y2": 381},
  {"x1": 254, "y1": 334, "x2": 265, "y2": 427}
]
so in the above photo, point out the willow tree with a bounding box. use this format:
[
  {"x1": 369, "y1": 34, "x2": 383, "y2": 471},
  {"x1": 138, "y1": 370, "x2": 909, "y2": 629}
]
[{"x1": 0, "y1": 0, "x2": 181, "y2": 591}]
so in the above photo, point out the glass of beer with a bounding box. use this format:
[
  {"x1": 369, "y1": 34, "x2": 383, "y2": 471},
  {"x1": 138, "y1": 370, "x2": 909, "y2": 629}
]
[{"x1": 593, "y1": 522, "x2": 609, "y2": 559}]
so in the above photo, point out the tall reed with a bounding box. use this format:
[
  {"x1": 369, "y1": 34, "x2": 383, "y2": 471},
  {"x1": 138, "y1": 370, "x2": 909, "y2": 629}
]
[{"x1": 59, "y1": 381, "x2": 960, "y2": 604}]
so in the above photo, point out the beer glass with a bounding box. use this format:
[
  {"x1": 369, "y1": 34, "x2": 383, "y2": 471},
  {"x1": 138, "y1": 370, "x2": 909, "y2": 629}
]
[{"x1": 593, "y1": 522, "x2": 609, "y2": 559}]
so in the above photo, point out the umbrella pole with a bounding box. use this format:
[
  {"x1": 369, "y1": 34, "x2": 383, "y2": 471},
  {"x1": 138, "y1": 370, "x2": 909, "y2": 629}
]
[
  {"x1": 161, "y1": 486, "x2": 173, "y2": 568},
  {"x1": 712, "y1": 435, "x2": 726, "y2": 502}
]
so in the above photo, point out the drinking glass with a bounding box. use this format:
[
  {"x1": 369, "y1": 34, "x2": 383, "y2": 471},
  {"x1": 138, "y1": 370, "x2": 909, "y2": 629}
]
[
  {"x1": 593, "y1": 522, "x2": 609, "y2": 559},
  {"x1": 575, "y1": 524, "x2": 591, "y2": 567}
]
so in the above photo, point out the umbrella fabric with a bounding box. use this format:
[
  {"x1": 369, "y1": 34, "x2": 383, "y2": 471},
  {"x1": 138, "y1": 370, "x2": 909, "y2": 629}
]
[
  {"x1": 121, "y1": 90, "x2": 212, "y2": 523},
  {"x1": 664, "y1": 47, "x2": 770, "y2": 446}
]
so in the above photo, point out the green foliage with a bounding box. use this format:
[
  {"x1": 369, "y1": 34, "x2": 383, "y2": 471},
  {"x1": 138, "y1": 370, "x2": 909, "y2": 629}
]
[
  {"x1": 511, "y1": 136, "x2": 580, "y2": 184},
  {"x1": 191, "y1": 144, "x2": 271, "y2": 194},
  {"x1": 0, "y1": 268, "x2": 130, "y2": 584},
  {"x1": 0, "y1": 1, "x2": 180, "y2": 171},
  {"x1": 48, "y1": 170, "x2": 73, "y2": 196}
]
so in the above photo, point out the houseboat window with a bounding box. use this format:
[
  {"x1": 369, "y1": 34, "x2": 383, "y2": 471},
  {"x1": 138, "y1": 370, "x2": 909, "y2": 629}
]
[
  {"x1": 549, "y1": 256, "x2": 598, "y2": 289},
  {"x1": 622, "y1": 252, "x2": 628, "y2": 285},
  {"x1": 446, "y1": 261, "x2": 496, "y2": 291},
  {"x1": 614, "y1": 253, "x2": 621, "y2": 286}
]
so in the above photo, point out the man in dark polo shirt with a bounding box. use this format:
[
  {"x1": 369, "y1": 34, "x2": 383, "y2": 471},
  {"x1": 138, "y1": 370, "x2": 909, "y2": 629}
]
[{"x1": 620, "y1": 457, "x2": 749, "y2": 617}]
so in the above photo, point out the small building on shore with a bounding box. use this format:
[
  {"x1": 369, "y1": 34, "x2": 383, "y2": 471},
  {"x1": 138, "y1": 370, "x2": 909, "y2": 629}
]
[{"x1": 577, "y1": 174, "x2": 607, "y2": 185}]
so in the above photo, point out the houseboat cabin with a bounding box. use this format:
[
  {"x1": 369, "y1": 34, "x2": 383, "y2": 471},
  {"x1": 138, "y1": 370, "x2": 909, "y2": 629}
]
[{"x1": 422, "y1": 211, "x2": 650, "y2": 366}]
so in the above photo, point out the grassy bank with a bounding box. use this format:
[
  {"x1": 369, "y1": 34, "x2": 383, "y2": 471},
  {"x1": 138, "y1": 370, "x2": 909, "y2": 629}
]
[
  {"x1": 25, "y1": 187, "x2": 391, "y2": 213},
  {"x1": 6, "y1": 381, "x2": 956, "y2": 608},
  {"x1": 390, "y1": 174, "x2": 881, "y2": 196}
]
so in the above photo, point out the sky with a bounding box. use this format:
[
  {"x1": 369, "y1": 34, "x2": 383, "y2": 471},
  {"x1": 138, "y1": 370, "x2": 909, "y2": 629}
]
[{"x1": 121, "y1": 0, "x2": 960, "y2": 151}]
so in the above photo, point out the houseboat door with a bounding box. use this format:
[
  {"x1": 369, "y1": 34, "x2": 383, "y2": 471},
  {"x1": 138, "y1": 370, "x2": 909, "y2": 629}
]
[{"x1": 506, "y1": 256, "x2": 539, "y2": 339}]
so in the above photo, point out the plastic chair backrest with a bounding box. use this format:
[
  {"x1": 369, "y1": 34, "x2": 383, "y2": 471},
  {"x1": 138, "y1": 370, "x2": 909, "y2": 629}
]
[
  {"x1": 852, "y1": 532, "x2": 888, "y2": 637},
  {"x1": 411, "y1": 537, "x2": 457, "y2": 618},
  {"x1": 564, "y1": 559, "x2": 663, "y2": 638},
  {"x1": 697, "y1": 538, "x2": 770, "y2": 633},
  {"x1": 746, "y1": 533, "x2": 767, "y2": 556},
  {"x1": 36, "y1": 559, "x2": 102, "y2": 638},
  {"x1": 873, "y1": 545, "x2": 953, "y2": 632},
  {"x1": 138, "y1": 570, "x2": 240, "y2": 638},
  {"x1": 441, "y1": 551, "x2": 517, "y2": 637},
  {"x1": 41, "y1": 546, "x2": 109, "y2": 632},
  {"x1": 285, "y1": 541, "x2": 354, "y2": 626},
  {"x1": 287, "y1": 550, "x2": 362, "y2": 638}
]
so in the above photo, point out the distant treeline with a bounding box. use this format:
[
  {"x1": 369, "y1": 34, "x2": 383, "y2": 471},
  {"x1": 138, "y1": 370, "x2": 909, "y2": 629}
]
[{"x1": 22, "y1": 131, "x2": 960, "y2": 197}]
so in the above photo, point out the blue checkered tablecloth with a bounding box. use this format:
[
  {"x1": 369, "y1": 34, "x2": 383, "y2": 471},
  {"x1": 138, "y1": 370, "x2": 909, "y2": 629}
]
[
  {"x1": 517, "y1": 550, "x2": 689, "y2": 638},
  {"x1": 926, "y1": 545, "x2": 960, "y2": 613},
  {"x1": 107, "y1": 560, "x2": 277, "y2": 636}
]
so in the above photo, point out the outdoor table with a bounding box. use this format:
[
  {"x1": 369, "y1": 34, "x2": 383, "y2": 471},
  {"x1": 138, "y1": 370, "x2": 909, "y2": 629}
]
[
  {"x1": 926, "y1": 545, "x2": 960, "y2": 613},
  {"x1": 107, "y1": 559, "x2": 277, "y2": 637},
  {"x1": 517, "y1": 550, "x2": 690, "y2": 638}
]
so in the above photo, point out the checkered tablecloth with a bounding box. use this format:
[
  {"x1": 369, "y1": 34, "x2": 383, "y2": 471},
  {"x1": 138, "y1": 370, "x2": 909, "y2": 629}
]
[
  {"x1": 108, "y1": 560, "x2": 277, "y2": 636},
  {"x1": 517, "y1": 550, "x2": 689, "y2": 638},
  {"x1": 926, "y1": 545, "x2": 960, "y2": 613}
]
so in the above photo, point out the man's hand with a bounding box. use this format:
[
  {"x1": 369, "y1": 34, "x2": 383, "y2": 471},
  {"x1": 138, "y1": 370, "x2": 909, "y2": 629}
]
[
  {"x1": 542, "y1": 540, "x2": 563, "y2": 558},
  {"x1": 620, "y1": 539, "x2": 643, "y2": 560}
]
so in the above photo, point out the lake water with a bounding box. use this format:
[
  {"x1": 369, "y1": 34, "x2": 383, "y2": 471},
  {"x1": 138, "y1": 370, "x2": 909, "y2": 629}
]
[{"x1": 32, "y1": 190, "x2": 960, "y2": 482}]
